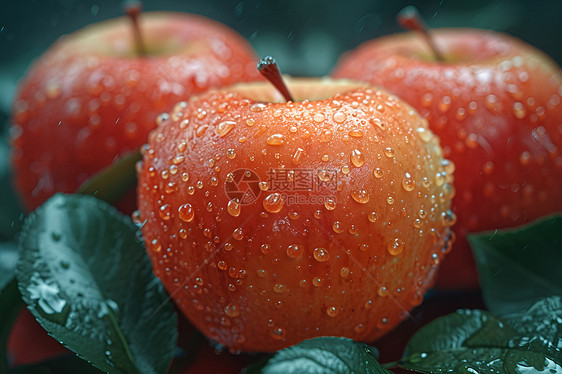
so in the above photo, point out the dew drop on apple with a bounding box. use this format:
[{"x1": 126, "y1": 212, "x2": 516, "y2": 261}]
[
  {"x1": 178, "y1": 203, "x2": 194, "y2": 222},
  {"x1": 340, "y1": 267, "x2": 350, "y2": 278},
  {"x1": 313, "y1": 247, "x2": 330, "y2": 262},
  {"x1": 384, "y1": 147, "x2": 395, "y2": 158},
  {"x1": 216, "y1": 121, "x2": 236, "y2": 137},
  {"x1": 373, "y1": 168, "x2": 384, "y2": 178},
  {"x1": 248, "y1": 103, "x2": 266, "y2": 112},
  {"x1": 224, "y1": 303, "x2": 240, "y2": 318},
  {"x1": 159, "y1": 204, "x2": 172, "y2": 220},
  {"x1": 387, "y1": 238, "x2": 405, "y2": 256},
  {"x1": 263, "y1": 193, "x2": 283, "y2": 213},
  {"x1": 332, "y1": 221, "x2": 345, "y2": 233},
  {"x1": 415, "y1": 127, "x2": 431, "y2": 143},
  {"x1": 292, "y1": 147, "x2": 304, "y2": 164},
  {"x1": 402, "y1": 173, "x2": 415, "y2": 191},
  {"x1": 232, "y1": 228, "x2": 244, "y2": 241},
  {"x1": 368, "y1": 211, "x2": 378, "y2": 222},
  {"x1": 351, "y1": 189, "x2": 370, "y2": 204},
  {"x1": 324, "y1": 197, "x2": 337, "y2": 210},
  {"x1": 421, "y1": 93, "x2": 433, "y2": 108},
  {"x1": 513, "y1": 101, "x2": 526, "y2": 119},
  {"x1": 438, "y1": 96, "x2": 451, "y2": 113},
  {"x1": 313, "y1": 113, "x2": 325, "y2": 123},
  {"x1": 287, "y1": 244, "x2": 304, "y2": 259},
  {"x1": 350, "y1": 149, "x2": 365, "y2": 167},
  {"x1": 326, "y1": 306, "x2": 338, "y2": 317},
  {"x1": 271, "y1": 327, "x2": 286, "y2": 340},
  {"x1": 227, "y1": 199, "x2": 241, "y2": 217},
  {"x1": 266, "y1": 134, "x2": 284, "y2": 146},
  {"x1": 333, "y1": 111, "x2": 346, "y2": 123},
  {"x1": 441, "y1": 209, "x2": 457, "y2": 227}
]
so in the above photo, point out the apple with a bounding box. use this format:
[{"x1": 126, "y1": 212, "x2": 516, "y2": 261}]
[
  {"x1": 332, "y1": 15, "x2": 562, "y2": 289},
  {"x1": 136, "y1": 57, "x2": 456, "y2": 352},
  {"x1": 10, "y1": 9, "x2": 260, "y2": 211}
]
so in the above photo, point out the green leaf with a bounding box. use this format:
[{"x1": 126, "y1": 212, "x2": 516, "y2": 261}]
[
  {"x1": 244, "y1": 336, "x2": 390, "y2": 374},
  {"x1": 1, "y1": 276, "x2": 22, "y2": 373},
  {"x1": 399, "y1": 296, "x2": 562, "y2": 373},
  {"x1": 16, "y1": 193, "x2": 177, "y2": 374},
  {"x1": 468, "y1": 214, "x2": 562, "y2": 315},
  {"x1": 0, "y1": 136, "x2": 24, "y2": 241},
  {"x1": 76, "y1": 149, "x2": 141, "y2": 205},
  {"x1": 7, "y1": 355, "x2": 103, "y2": 374}
]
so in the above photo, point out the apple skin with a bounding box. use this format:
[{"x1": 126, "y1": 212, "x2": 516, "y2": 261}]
[
  {"x1": 10, "y1": 12, "x2": 260, "y2": 211},
  {"x1": 333, "y1": 29, "x2": 562, "y2": 289}
]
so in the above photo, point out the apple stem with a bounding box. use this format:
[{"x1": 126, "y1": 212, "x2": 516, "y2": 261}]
[
  {"x1": 124, "y1": 0, "x2": 147, "y2": 57},
  {"x1": 397, "y1": 6, "x2": 444, "y2": 62},
  {"x1": 257, "y1": 56, "x2": 294, "y2": 102}
]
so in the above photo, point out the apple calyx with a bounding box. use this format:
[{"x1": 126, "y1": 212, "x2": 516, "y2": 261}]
[
  {"x1": 257, "y1": 56, "x2": 294, "y2": 102},
  {"x1": 124, "y1": 0, "x2": 146, "y2": 56},
  {"x1": 397, "y1": 6, "x2": 444, "y2": 62}
]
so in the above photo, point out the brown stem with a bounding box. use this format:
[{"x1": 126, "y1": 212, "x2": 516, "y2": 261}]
[
  {"x1": 397, "y1": 6, "x2": 444, "y2": 62},
  {"x1": 257, "y1": 56, "x2": 294, "y2": 102},
  {"x1": 124, "y1": 0, "x2": 146, "y2": 56}
]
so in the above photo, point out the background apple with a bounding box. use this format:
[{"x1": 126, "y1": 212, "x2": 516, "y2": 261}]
[
  {"x1": 10, "y1": 11, "x2": 261, "y2": 210},
  {"x1": 332, "y1": 28, "x2": 562, "y2": 289}
]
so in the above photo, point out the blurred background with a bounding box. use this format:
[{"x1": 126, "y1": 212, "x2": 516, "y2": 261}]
[
  {"x1": 1, "y1": 0, "x2": 562, "y2": 122},
  {"x1": 0, "y1": 0, "x2": 561, "y2": 228}
]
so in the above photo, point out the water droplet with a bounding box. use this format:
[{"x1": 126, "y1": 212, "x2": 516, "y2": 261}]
[
  {"x1": 351, "y1": 189, "x2": 370, "y2": 204},
  {"x1": 233, "y1": 228, "x2": 244, "y2": 240},
  {"x1": 216, "y1": 121, "x2": 236, "y2": 137},
  {"x1": 224, "y1": 303, "x2": 240, "y2": 317},
  {"x1": 326, "y1": 306, "x2": 338, "y2": 317},
  {"x1": 226, "y1": 149, "x2": 236, "y2": 159},
  {"x1": 250, "y1": 103, "x2": 266, "y2": 112},
  {"x1": 291, "y1": 147, "x2": 304, "y2": 164},
  {"x1": 150, "y1": 238, "x2": 162, "y2": 252},
  {"x1": 387, "y1": 238, "x2": 404, "y2": 255},
  {"x1": 333, "y1": 111, "x2": 346, "y2": 123},
  {"x1": 384, "y1": 147, "x2": 394, "y2": 158},
  {"x1": 287, "y1": 244, "x2": 304, "y2": 259},
  {"x1": 438, "y1": 96, "x2": 451, "y2": 112},
  {"x1": 368, "y1": 211, "x2": 378, "y2": 222},
  {"x1": 324, "y1": 197, "x2": 337, "y2": 210},
  {"x1": 373, "y1": 168, "x2": 383, "y2": 178},
  {"x1": 519, "y1": 151, "x2": 532, "y2": 166},
  {"x1": 263, "y1": 193, "x2": 283, "y2": 213},
  {"x1": 351, "y1": 149, "x2": 365, "y2": 167},
  {"x1": 441, "y1": 209, "x2": 457, "y2": 227},
  {"x1": 273, "y1": 284, "x2": 287, "y2": 293},
  {"x1": 340, "y1": 267, "x2": 350, "y2": 278},
  {"x1": 348, "y1": 129, "x2": 363, "y2": 138},
  {"x1": 415, "y1": 127, "x2": 432, "y2": 143},
  {"x1": 313, "y1": 247, "x2": 330, "y2": 262},
  {"x1": 271, "y1": 327, "x2": 285, "y2": 340},
  {"x1": 402, "y1": 173, "x2": 415, "y2": 191},
  {"x1": 313, "y1": 113, "x2": 325, "y2": 123},
  {"x1": 341, "y1": 165, "x2": 351, "y2": 174},
  {"x1": 513, "y1": 102, "x2": 526, "y2": 119},
  {"x1": 266, "y1": 134, "x2": 284, "y2": 146},
  {"x1": 178, "y1": 203, "x2": 194, "y2": 222},
  {"x1": 332, "y1": 221, "x2": 345, "y2": 233},
  {"x1": 261, "y1": 244, "x2": 271, "y2": 254},
  {"x1": 227, "y1": 199, "x2": 241, "y2": 217}
]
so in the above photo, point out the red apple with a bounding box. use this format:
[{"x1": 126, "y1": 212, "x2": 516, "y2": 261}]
[
  {"x1": 333, "y1": 28, "x2": 562, "y2": 289},
  {"x1": 137, "y1": 61, "x2": 456, "y2": 352},
  {"x1": 10, "y1": 11, "x2": 260, "y2": 211}
]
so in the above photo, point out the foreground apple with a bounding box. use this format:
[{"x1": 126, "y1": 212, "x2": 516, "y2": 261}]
[
  {"x1": 333, "y1": 27, "x2": 562, "y2": 288},
  {"x1": 10, "y1": 10, "x2": 260, "y2": 211},
  {"x1": 136, "y1": 63, "x2": 456, "y2": 352}
]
